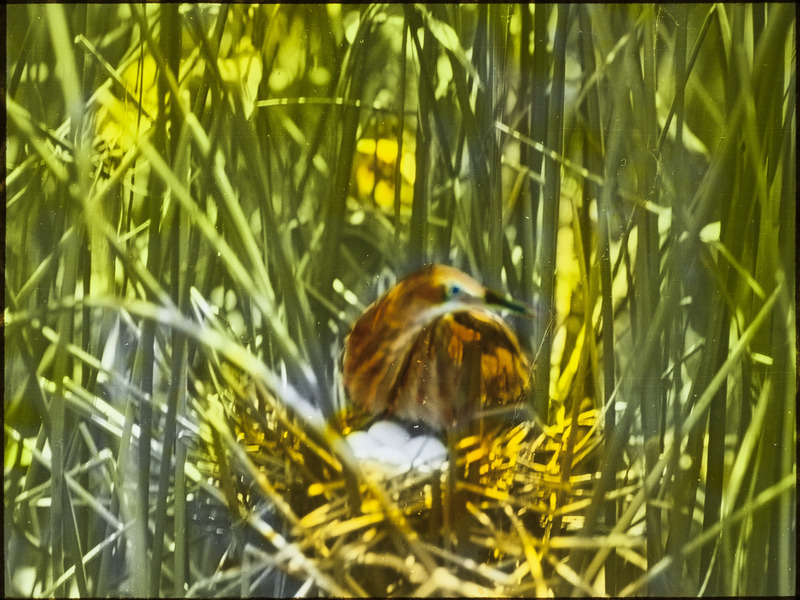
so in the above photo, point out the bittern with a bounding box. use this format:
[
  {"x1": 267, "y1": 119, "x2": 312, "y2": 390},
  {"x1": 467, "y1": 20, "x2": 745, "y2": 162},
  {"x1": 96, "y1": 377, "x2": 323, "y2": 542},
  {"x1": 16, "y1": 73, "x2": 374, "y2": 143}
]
[{"x1": 342, "y1": 264, "x2": 531, "y2": 431}]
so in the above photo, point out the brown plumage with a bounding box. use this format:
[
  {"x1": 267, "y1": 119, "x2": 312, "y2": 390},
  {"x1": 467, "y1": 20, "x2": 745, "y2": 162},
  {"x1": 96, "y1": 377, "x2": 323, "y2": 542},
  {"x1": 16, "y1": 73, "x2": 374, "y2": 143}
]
[{"x1": 342, "y1": 264, "x2": 531, "y2": 431}]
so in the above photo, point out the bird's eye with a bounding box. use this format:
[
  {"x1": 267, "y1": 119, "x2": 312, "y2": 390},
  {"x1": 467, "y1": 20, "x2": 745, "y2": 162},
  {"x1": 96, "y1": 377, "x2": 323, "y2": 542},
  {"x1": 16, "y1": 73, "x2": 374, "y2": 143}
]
[{"x1": 448, "y1": 283, "x2": 461, "y2": 298}]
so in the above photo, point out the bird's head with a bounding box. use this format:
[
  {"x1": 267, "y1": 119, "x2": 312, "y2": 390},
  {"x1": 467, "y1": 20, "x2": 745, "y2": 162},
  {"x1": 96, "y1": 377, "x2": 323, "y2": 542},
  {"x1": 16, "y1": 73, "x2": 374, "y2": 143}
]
[{"x1": 388, "y1": 264, "x2": 532, "y2": 325}]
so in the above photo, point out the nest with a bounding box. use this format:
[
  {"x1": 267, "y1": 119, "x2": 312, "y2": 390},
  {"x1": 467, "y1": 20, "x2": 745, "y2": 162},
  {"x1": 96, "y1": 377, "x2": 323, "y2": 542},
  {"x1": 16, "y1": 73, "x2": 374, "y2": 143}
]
[{"x1": 194, "y1": 362, "x2": 604, "y2": 597}]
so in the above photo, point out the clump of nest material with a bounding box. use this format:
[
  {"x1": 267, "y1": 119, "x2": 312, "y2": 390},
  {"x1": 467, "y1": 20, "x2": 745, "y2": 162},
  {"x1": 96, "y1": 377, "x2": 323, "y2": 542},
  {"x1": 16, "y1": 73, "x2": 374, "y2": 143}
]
[{"x1": 194, "y1": 363, "x2": 603, "y2": 597}]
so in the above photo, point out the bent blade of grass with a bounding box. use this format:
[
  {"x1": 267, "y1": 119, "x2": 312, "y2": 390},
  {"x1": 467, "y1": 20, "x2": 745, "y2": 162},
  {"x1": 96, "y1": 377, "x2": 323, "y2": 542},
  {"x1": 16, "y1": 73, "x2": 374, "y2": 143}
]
[
  {"x1": 619, "y1": 471, "x2": 796, "y2": 597},
  {"x1": 134, "y1": 133, "x2": 316, "y2": 393},
  {"x1": 582, "y1": 279, "x2": 783, "y2": 583}
]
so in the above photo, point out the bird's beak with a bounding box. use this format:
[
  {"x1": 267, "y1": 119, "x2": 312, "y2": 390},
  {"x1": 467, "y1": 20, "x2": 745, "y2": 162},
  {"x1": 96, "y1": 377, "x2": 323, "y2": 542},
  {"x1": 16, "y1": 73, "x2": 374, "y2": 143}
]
[{"x1": 484, "y1": 289, "x2": 535, "y2": 318}]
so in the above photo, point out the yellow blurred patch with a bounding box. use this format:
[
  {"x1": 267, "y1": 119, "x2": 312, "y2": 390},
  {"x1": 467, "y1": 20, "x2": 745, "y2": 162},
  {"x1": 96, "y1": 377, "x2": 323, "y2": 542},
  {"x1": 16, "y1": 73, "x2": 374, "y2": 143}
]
[
  {"x1": 95, "y1": 54, "x2": 158, "y2": 156},
  {"x1": 351, "y1": 125, "x2": 416, "y2": 220}
]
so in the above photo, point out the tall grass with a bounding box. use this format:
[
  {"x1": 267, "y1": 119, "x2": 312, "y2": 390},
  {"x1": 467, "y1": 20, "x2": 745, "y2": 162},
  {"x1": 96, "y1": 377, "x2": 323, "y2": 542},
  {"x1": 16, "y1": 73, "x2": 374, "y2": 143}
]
[{"x1": 5, "y1": 4, "x2": 795, "y2": 597}]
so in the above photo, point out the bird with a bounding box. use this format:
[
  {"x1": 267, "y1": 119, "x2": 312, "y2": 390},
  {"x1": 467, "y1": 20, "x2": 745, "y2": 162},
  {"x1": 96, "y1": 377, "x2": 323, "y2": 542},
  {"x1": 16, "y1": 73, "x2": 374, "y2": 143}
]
[{"x1": 342, "y1": 264, "x2": 531, "y2": 432}]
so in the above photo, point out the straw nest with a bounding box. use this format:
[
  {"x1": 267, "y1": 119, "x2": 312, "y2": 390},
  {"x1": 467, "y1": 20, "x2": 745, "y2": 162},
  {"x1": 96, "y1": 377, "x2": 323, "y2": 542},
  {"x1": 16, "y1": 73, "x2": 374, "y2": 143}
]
[{"x1": 194, "y1": 360, "x2": 604, "y2": 597}]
